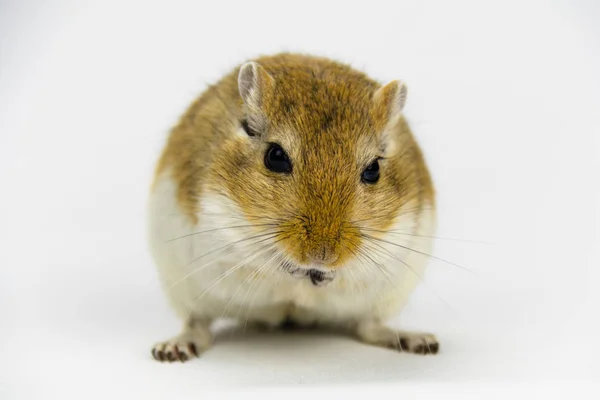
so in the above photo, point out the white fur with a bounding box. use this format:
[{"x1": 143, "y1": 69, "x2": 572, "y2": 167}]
[{"x1": 148, "y1": 170, "x2": 436, "y2": 328}]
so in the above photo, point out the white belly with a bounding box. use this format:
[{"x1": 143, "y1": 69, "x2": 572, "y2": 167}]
[{"x1": 147, "y1": 171, "x2": 436, "y2": 326}]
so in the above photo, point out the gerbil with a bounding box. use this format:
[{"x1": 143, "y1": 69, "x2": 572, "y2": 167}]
[{"x1": 148, "y1": 53, "x2": 438, "y2": 362}]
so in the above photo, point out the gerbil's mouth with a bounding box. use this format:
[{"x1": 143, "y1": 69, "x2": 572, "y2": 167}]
[{"x1": 283, "y1": 262, "x2": 336, "y2": 287}]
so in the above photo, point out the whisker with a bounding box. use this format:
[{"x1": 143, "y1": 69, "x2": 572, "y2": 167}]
[
  {"x1": 198, "y1": 211, "x2": 285, "y2": 224},
  {"x1": 183, "y1": 230, "x2": 284, "y2": 269},
  {"x1": 361, "y1": 239, "x2": 423, "y2": 282},
  {"x1": 219, "y1": 248, "x2": 281, "y2": 321},
  {"x1": 239, "y1": 251, "x2": 286, "y2": 333},
  {"x1": 166, "y1": 235, "x2": 274, "y2": 291},
  {"x1": 349, "y1": 206, "x2": 433, "y2": 226},
  {"x1": 360, "y1": 238, "x2": 460, "y2": 316},
  {"x1": 347, "y1": 241, "x2": 410, "y2": 318},
  {"x1": 361, "y1": 233, "x2": 476, "y2": 275},
  {"x1": 341, "y1": 243, "x2": 378, "y2": 315},
  {"x1": 185, "y1": 242, "x2": 278, "y2": 318},
  {"x1": 168, "y1": 231, "x2": 283, "y2": 291},
  {"x1": 353, "y1": 242, "x2": 397, "y2": 288},
  {"x1": 221, "y1": 233, "x2": 292, "y2": 331},
  {"x1": 165, "y1": 223, "x2": 278, "y2": 243},
  {"x1": 360, "y1": 228, "x2": 492, "y2": 245}
]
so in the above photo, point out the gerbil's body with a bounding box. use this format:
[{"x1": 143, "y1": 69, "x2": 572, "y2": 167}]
[{"x1": 148, "y1": 53, "x2": 438, "y2": 362}]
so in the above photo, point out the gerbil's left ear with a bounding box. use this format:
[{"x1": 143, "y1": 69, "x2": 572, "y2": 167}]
[{"x1": 373, "y1": 80, "x2": 408, "y2": 156}]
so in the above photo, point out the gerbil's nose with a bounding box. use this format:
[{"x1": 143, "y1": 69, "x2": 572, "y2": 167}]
[
  {"x1": 299, "y1": 208, "x2": 345, "y2": 266},
  {"x1": 306, "y1": 245, "x2": 339, "y2": 265}
]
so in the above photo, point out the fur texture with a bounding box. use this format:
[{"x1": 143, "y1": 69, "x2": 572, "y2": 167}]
[{"x1": 148, "y1": 53, "x2": 438, "y2": 361}]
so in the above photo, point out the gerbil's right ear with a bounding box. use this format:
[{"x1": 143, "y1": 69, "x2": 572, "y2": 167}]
[{"x1": 238, "y1": 62, "x2": 275, "y2": 135}]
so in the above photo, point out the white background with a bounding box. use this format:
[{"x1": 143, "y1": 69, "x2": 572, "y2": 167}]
[{"x1": 1, "y1": 0, "x2": 599, "y2": 398}]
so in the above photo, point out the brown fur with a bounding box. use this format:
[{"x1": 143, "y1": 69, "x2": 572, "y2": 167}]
[{"x1": 154, "y1": 53, "x2": 434, "y2": 268}]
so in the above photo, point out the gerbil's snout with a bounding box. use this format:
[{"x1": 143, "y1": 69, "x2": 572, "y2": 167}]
[
  {"x1": 306, "y1": 244, "x2": 339, "y2": 265},
  {"x1": 279, "y1": 184, "x2": 360, "y2": 268},
  {"x1": 294, "y1": 216, "x2": 347, "y2": 268}
]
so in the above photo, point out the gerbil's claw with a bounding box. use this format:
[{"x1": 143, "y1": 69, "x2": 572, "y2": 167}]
[
  {"x1": 389, "y1": 333, "x2": 439, "y2": 355},
  {"x1": 356, "y1": 322, "x2": 439, "y2": 355},
  {"x1": 151, "y1": 326, "x2": 212, "y2": 363},
  {"x1": 152, "y1": 340, "x2": 201, "y2": 363}
]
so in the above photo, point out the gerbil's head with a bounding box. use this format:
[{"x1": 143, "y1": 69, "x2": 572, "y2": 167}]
[{"x1": 211, "y1": 56, "x2": 429, "y2": 275}]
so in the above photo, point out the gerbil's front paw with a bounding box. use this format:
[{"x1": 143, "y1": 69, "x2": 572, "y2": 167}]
[
  {"x1": 152, "y1": 340, "x2": 197, "y2": 362},
  {"x1": 151, "y1": 331, "x2": 211, "y2": 363},
  {"x1": 356, "y1": 322, "x2": 439, "y2": 355},
  {"x1": 388, "y1": 332, "x2": 439, "y2": 355}
]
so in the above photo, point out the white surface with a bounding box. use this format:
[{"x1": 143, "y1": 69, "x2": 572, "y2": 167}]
[{"x1": 1, "y1": 0, "x2": 599, "y2": 398}]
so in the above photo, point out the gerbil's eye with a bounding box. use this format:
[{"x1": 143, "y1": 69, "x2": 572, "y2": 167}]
[
  {"x1": 361, "y1": 159, "x2": 380, "y2": 184},
  {"x1": 241, "y1": 119, "x2": 257, "y2": 137},
  {"x1": 265, "y1": 143, "x2": 292, "y2": 174}
]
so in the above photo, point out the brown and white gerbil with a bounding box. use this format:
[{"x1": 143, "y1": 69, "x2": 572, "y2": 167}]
[{"x1": 148, "y1": 53, "x2": 438, "y2": 362}]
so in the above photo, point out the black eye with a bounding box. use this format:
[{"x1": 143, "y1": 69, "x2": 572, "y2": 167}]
[
  {"x1": 241, "y1": 119, "x2": 257, "y2": 137},
  {"x1": 265, "y1": 143, "x2": 292, "y2": 174},
  {"x1": 361, "y1": 159, "x2": 380, "y2": 184}
]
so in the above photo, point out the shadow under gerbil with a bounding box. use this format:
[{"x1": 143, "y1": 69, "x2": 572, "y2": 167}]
[
  {"x1": 213, "y1": 320, "x2": 352, "y2": 346},
  {"x1": 200, "y1": 322, "x2": 444, "y2": 386}
]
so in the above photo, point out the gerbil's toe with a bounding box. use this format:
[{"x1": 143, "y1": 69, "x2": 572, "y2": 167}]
[
  {"x1": 393, "y1": 333, "x2": 439, "y2": 355},
  {"x1": 356, "y1": 322, "x2": 439, "y2": 356},
  {"x1": 151, "y1": 340, "x2": 203, "y2": 363}
]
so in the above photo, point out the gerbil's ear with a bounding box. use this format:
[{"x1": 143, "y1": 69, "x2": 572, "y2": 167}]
[
  {"x1": 238, "y1": 62, "x2": 275, "y2": 137},
  {"x1": 373, "y1": 80, "x2": 408, "y2": 156},
  {"x1": 238, "y1": 61, "x2": 275, "y2": 113},
  {"x1": 373, "y1": 80, "x2": 407, "y2": 122}
]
